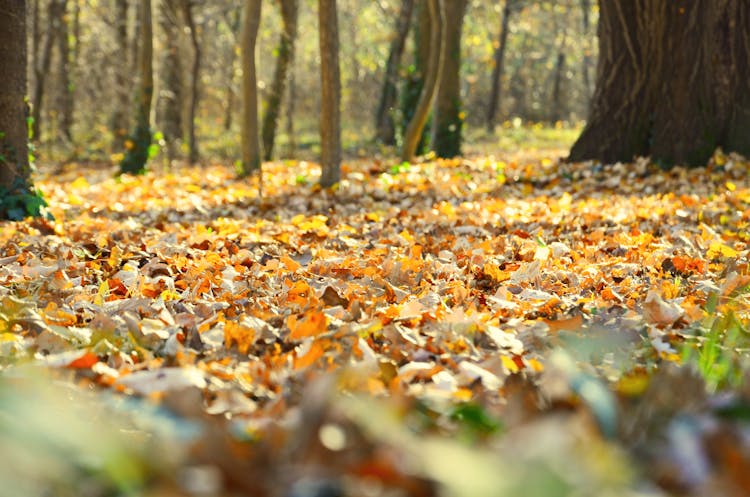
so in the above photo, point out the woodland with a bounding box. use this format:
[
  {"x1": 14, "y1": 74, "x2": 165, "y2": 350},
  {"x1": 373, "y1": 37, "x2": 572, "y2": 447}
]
[{"x1": 2, "y1": 1, "x2": 750, "y2": 496}]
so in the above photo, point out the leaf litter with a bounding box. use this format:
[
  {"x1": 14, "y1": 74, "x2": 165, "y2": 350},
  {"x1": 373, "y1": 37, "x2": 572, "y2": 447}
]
[{"x1": 1, "y1": 152, "x2": 750, "y2": 496}]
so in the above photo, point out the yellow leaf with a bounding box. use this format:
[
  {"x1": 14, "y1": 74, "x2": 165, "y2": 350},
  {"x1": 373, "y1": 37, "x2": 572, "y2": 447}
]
[{"x1": 707, "y1": 242, "x2": 738, "y2": 259}]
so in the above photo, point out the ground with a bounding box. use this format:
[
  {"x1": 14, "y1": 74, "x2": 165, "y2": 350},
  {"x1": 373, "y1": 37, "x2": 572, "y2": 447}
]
[{"x1": 2, "y1": 129, "x2": 750, "y2": 496}]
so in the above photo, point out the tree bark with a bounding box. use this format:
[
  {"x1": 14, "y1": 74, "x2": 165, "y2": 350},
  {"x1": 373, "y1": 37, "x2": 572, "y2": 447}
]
[
  {"x1": 285, "y1": 67, "x2": 297, "y2": 157},
  {"x1": 55, "y1": 0, "x2": 73, "y2": 143},
  {"x1": 318, "y1": 0, "x2": 342, "y2": 187},
  {"x1": 374, "y1": 0, "x2": 414, "y2": 145},
  {"x1": 400, "y1": 0, "x2": 444, "y2": 162},
  {"x1": 120, "y1": 0, "x2": 154, "y2": 174},
  {"x1": 570, "y1": 0, "x2": 750, "y2": 166},
  {"x1": 432, "y1": 0, "x2": 466, "y2": 158},
  {"x1": 222, "y1": 7, "x2": 241, "y2": 132},
  {"x1": 181, "y1": 0, "x2": 200, "y2": 164},
  {"x1": 400, "y1": 0, "x2": 432, "y2": 153},
  {"x1": 239, "y1": 0, "x2": 262, "y2": 176},
  {"x1": 486, "y1": 0, "x2": 514, "y2": 131},
  {"x1": 156, "y1": 0, "x2": 182, "y2": 162},
  {"x1": 261, "y1": 0, "x2": 299, "y2": 161},
  {"x1": 580, "y1": 0, "x2": 592, "y2": 103},
  {"x1": 111, "y1": 0, "x2": 130, "y2": 150},
  {"x1": 550, "y1": 50, "x2": 566, "y2": 123},
  {"x1": 0, "y1": 0, "x2": 43, "y2": 219},
  {"x1": 32, "y1": 0, "x2": 62, "y2": 141}
]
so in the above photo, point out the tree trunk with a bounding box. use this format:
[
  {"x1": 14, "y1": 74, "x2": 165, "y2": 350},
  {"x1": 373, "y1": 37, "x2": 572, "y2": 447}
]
[
  {"x1": 32, "y1": 0, "x2": 62, "y2": 141},
  {"x1": 400, "y1": 0, "x2": 444, "y2": 162},
  {"x1": 486, "y1": 0, "x2": 513, "y2": 131},
  {"x1": 55, "y1": 0, "x2": 73, "y2": 143},
  {"x1": 550, "y1": 50, "x2": 566, "y2": 123},
  {"x1": 261, "y1": 0, "x2": 299, "y2": 161},
  {"x1": 111, "y1": 0, "x2": 130, "y2": 150},
  {"x1": 0, "y1": 0, "x2": 44, "y2": 219},
  {"x1": 318, "y1": 0, "x2": 342, "y2": 187},
  {"x1": 400, "y1": 0, "x2": 432, "y2": 153},
  {"x1": 120, "y1": 0, "x2": 154, "y2": 174},
  {"x1": 432, "y1": 0, "x2": 466, "y2": 158},
  {"x1": 285, "y1": 67, "x2": 297, "y2": 157},
  {"x1": 156, "y1": 0, "x2": 182, "y2": 162},
  {"x1": 222, "y1": 7, "x2": 241, "y2": 132},
  {"x1": 239, "y1": 0, "x2": 262, "y2": 176},
  {"x1": 570, "y1": 0, "x2": 750, "y2": 166},
  {"x1": 374, "y1": 0, "x2": 414, "y2": 145},
  {"x1": 580, "y1": 0, "x2": 592, "y2": 103},
  {"x1": 181, "y1": 0, "x2": 200, "y2": 164}
]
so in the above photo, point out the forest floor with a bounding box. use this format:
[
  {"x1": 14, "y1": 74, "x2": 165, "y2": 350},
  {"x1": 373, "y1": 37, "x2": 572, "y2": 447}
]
[{"x1": 2, "y1": 134, "x2": 750, "y2": 496}]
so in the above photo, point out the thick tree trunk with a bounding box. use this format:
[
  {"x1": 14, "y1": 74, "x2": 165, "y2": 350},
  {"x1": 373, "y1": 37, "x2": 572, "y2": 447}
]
[
  {"x1": 570, "y1": 0, "x2": 750, "y2": 166},
  {"x1": 261, "y1": 0, "x2": 299, "y2": 161},
  {"x1": 400, "y1": 0, "x2": 444, "y2": 162},
  {"x1": 156, "y1": 0, "x2": 182, "y2": 162},
  {"x1": 374, "y1": 0, "x2": 414, "y2": 145},
  {"x1": 550, "y1": 50, "x2": 566, "y2": 123},
  {"x1": 239, "y1": 0, "x2": 262, "y2": 176},
  {"x1": 0, "y1": 0, "x2": 43, "y2": 219},
  {"x1": 182, "y1": 0, "x2": 200, "y2": 164},
  {"x1": 318, "y1": 0, "x2": 342, "y2": 187},
  {"x1": 111, "y1": 0, "x2": 130, "y2": 150},
  {"x1": 120, "y1": 0, "x2": 154, "y2": 174},
  {"x1": 486, "y1": 0, "x2": 513, "y2": 131},
  {"x1": 432, "y1": 0, "x2": 466, "y2": 158}
]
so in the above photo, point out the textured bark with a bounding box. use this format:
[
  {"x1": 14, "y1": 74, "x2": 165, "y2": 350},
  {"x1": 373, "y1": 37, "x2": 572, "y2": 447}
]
[
  {"x1": 374, "y1": 0, "x2": 414, "y2": 145},
  {"x1": 120, "y1": 0, "x2": 154, "y2": 174},
  {"x1": 181, "y1": 0, "x2": 200, "y2": 163},
  {"x1": 486, "y1": 0, "x2": 514, "y2": 131},
  {"x1": 111, "y1": 0, "x2": 130, "y2": 149},
  {"x1": 432, "y1": 0, "x2": 466, "y2": 158},
  {"x1": 156, "y1": 0, "x2": 182, "y2": 161},
  {"x1": 318, "y1": 0, "x2": 342, "y2": 187},
  {"x1": 570, "y1": 0, "x2": 750, "y2": 166},
  {"x1": 239, "y1": 0, "x2": 262, "y2": 176},
  {"x1": 261, "y1": 0, "x2": 299, "y2": 161},
  {"x1": 400, "y1": 0, "x2": 444, "y2": 162},
  {"x1": 0, "y1": 0, "x2": 31, "y2": 189}
]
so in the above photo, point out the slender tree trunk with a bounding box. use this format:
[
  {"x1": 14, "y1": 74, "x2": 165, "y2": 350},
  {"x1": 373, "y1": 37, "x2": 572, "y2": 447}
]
[
  {"x1": 550, "y1": 48, "x2": 566, "y2": 123},
  {"x1": 181, "y1": 0, "x2": 200, "y2": 163},
  {"x1": 285, "y1": 67, "x2": 297, "y2": 157},
  {"x1": 32, "y1": 0, "x2": 61, "y2": 141},
  {"x1": 223, "y1": 7, "x2": 241, "y2": 132},
  {"x1": 0, "y1": 0, "x2": 43, "y2": 219},
  {"x1": 120, "y1": 0, "x2": 154, "y2": 174},
  {"x1": 400, "y1": 0, "x2": 432, "y2": 152},
  {"x1": 239, "y1": 0, "x2": 262, "y2": 176},
  {"x1": 156, "y1": 0, "x2": 182, "y2": 162},
  {"x1": 432, "y1": 0, "x2": 466, "y2": 158},
  {"x1": 374, "y1": 0, "x2": 414, "y2": 145},
  {"x1": 55, "y1": 0, "x2": 73, "y2": 143},
  {"x1": 580, "y1": 0, "x2": 592, "y2": 103},
  {"x1": 318, "y1": 0, "x2": 342, "y2": 187},
  {"x1": 400, "y1": 0, "x2": 444, "y2": 162},
  {"x1": 570, "y1": 0, "x2": 750, "y2": 166},
  {"x1": 486, "y1": 0, "x2": 513, "y2": 131},
  {"x1": 111, "y1": 0, "x2": 130, "y2": 150},
  {"x1": 261, "y1": 0, "x2": 299, "y2": 161}
]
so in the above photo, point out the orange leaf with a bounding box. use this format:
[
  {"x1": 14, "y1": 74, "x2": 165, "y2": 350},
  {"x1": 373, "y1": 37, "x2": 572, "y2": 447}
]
[
  {"x1": 288, "y1": 311, "x2": 328, "y2": 340},
  {"x1": 67, "y1": 351, "x2": 99, "y2": 369},
  {"x1": 294, "y1": 339, "x2": 326, "y2": 369}
]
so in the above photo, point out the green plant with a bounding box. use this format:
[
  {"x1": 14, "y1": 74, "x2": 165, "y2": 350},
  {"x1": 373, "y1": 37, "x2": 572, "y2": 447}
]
[{"x1": 0, "y1": 177, "x2": 51, "y2": 221}]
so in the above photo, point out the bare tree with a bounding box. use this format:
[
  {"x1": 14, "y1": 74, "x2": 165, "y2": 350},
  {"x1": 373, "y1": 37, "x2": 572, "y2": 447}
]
[
  {"x1": 239, "y1": 0, "x2": 262, "y2": 176},
  {"x1": 486, "y1": 0, "x2": 516, "y2": 131},
  {"x1": 318, "y1": 0, "x2": 342, "y2": 187},
  {"x1": 120, "y1": 0, "x2": 154, "y2": 174},
  {"x1": 181, "y1": 0, "x2": 200, "y2": 163},
  {"x1": 261, "y1": 0, "x2": 299, "y2": 162},
  {"x1": 400, "y1": 0, "x2": 444, "y2": 162}
]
